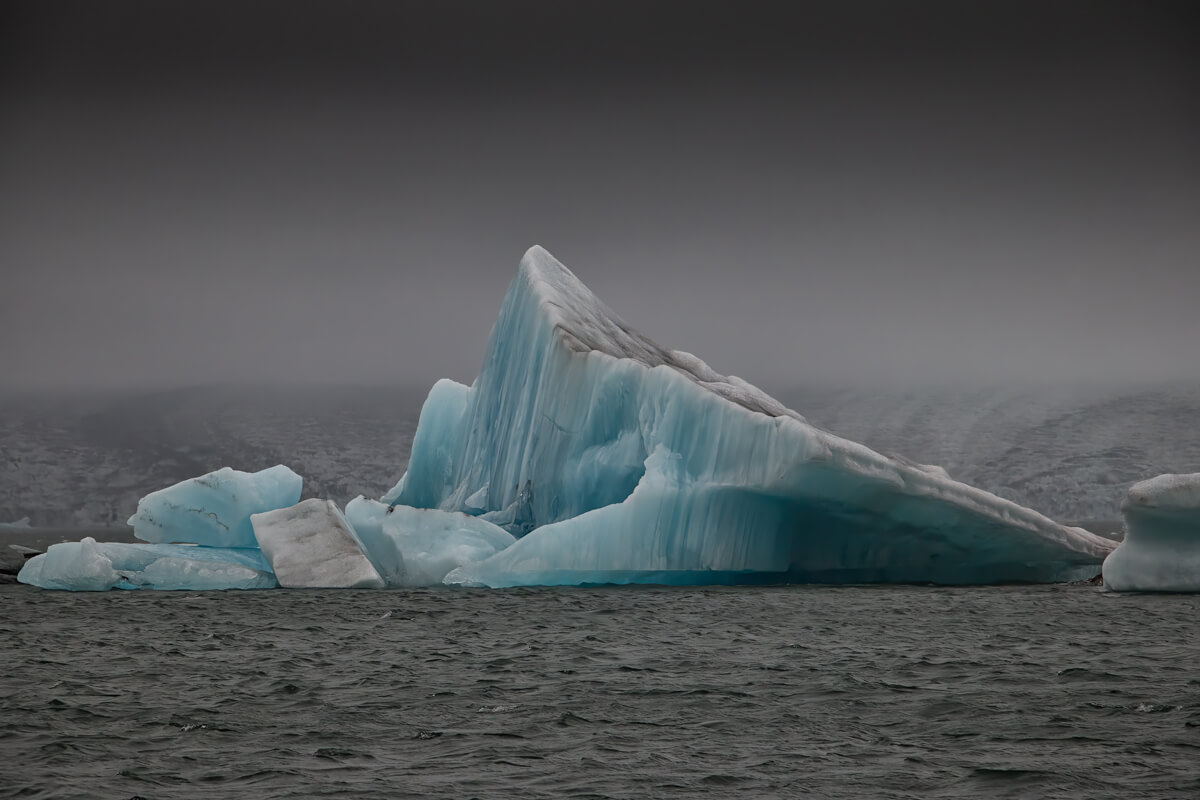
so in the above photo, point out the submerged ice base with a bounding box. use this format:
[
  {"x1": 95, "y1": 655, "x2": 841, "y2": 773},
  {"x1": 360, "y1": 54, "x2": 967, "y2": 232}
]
[
  {"x1": 1102, "y1": 474, "x2": 1200, "y2": 592},
  {"x1": 385, "y1": 246, "x2": 1113, "y2": 587}
]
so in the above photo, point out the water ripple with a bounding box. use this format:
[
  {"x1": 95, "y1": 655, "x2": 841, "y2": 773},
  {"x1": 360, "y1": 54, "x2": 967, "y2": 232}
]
[{"x1": 3, "y1": 583, "x2": 1199, "y2": 798}]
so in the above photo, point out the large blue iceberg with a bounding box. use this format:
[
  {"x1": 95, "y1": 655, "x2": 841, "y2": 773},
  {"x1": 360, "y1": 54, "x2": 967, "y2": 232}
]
[{"x1": 382, "y1": 246, "x2": 1113, "y2": 586}]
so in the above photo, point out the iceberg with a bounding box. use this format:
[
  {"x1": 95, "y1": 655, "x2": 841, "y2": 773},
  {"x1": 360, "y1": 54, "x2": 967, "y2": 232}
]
[
  {"x1": 17, "y1": 537, "x2": 277, "y2": 591},
  {"x1": 345, "y1": 497, "x2": 515, "y2": 586},
  {"x1": 1102, "y1": 473, "x2": 1200, "y2": 592},
  {"x1": 384, "y1": 246, "x2": 1113, "y2": 587},
  {"x1": 251, "y1": 499, "x2": 385, "y2": 589},
  {"x1": 128, "y1": 465, "x2": 303, "y2": 548},
  {"x1": 15, "y1": 246, "x2": 1121, "y2": 592}
]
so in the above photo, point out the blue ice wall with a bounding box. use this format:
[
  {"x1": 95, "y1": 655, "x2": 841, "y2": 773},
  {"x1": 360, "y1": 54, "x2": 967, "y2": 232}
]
[{"x1": 385, "y1": 246, "x2": 1114, "y2": 586}]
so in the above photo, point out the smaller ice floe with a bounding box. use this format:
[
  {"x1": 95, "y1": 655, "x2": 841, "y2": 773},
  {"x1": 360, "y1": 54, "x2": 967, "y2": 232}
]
[
  {"x1": 17, "y1": 537, "x2": 277, "y2": 591},
  {"x1": 128, "y1": 465, "x2": 303, "y2": 548},
  {"x1": 345, "y1": 497, "x2": 515, "y2": 587},
  {"x1": 0, "y1": 516, "x2": 32, "y2": 530},
  {"x1": 1103, "y1": 473, "x2": 1200, "y2": 592},
  {"x1": 251, "y1": 499, "x2": 385, "y2": 589}
]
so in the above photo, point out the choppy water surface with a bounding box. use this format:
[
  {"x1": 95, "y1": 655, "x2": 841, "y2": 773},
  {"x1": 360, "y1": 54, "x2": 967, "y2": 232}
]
[{"x1": 3, "y1": 584, "x2": 1199, "y2": 799}]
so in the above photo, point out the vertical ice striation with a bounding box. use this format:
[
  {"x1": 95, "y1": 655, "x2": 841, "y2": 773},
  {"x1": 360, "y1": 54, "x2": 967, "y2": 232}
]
[{"x1": 383, "y1": 246, "x2": 1114, "y2": 587}]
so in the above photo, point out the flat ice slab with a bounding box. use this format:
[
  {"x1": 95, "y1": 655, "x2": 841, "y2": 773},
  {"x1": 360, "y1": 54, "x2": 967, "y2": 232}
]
[
  {"x1": 252, "y1": 499, "x2": 385, "y2": 589},
  {"x1": 129, "y1": 465, "x2": 303, "y2": 548},
  {"x1": 1103, "y1": 473, "x2": 1200, "y2": 592},
  {"x1": 17, "y1": 537, "x2": 277, "y2": 591}
]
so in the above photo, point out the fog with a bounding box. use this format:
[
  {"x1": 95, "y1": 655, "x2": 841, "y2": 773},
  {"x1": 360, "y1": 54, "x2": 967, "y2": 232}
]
[{"x1": 2, "y1": 1, "x2": 1196, "y2": 391}]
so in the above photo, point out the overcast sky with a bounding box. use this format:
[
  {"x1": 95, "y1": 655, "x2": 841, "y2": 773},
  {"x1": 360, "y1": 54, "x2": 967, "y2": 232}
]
[{"x1": 2, "y1": 1, "x2": 1196, "y2": 391}]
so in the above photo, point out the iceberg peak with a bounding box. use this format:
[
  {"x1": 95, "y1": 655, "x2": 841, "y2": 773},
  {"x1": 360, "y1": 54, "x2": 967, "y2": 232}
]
[{"x1": 515, "y1": 245, "x2": 803, "y2": 421}]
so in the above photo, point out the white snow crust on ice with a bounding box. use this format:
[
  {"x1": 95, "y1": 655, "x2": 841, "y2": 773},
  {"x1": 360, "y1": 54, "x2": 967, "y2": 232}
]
[
  {"x1": 17, "y1": 536, "x2": 277, "y2": 591},
  {"x1": 345, "y1": 496, "x2": 515, "y2": 587},
  {"x1": 128, "y1": 465, "x2": 302, "y2": 548},
  {"x1": 384, "y1": 245, "x2": 1113, "y2": 587},
  {"x1": 1102, "y1": 473, "x2": 1200, "y2": 592},
  {"x1": 251, "y1": 499, "x2": 385, "y2": 589}
]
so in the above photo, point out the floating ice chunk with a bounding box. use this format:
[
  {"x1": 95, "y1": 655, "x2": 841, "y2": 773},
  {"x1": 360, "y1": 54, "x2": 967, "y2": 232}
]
[
  {"x1": 18, "y1": 537, "x2": 118, "y2": 591},
  {"x1": 389, "y1": 245, "x2": 1114, "y2": 586},
  {"x1": 479, "y1": 480, "x2": 536, "y2": 536},
  {"x1": 344, "y1": 496, "x2": 407, "y2": 581},
  {"x1": 251, "y1": 499, "x2": 385, "y2": 589},
  {"x1": 128, "y1": 465, "x2": 303, "y2": 548},
  {"x1": 345, "y1": 499, "x2": 514, "y2": 586},
  {"x1": 0, "y1": 516, "x2": 32, "y2": 530},
  {"x1": 1102, "y1": 473, "x2": 1200, "y2": 592},
  {"x1": 17, "y1": 537, "x2": 277, "y2": 591},
  {"x1": 463, "y1": 485, "x2": 489, "y2": 513},
  {"x1": 385, "y1": 505, "x2": 515, "y2": 586}
]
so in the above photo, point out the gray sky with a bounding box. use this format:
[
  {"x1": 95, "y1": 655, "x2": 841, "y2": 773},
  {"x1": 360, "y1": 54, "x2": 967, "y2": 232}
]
[{"x1": 2, "y1": 1, "x2": 1197, "y2": 391}]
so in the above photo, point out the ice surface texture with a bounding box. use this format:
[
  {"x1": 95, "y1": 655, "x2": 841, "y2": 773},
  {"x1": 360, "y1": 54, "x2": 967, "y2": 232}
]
[
  {"x1": 252, "y1": 499, "x2": 385, "y2": 589},
  {"x1": 345, "y1": 497, "x2": 515, "y2": 587},
  {"x1": 1102, "y1": 473, "x2": 1200, "y2": 592},
  {"x1": 17, "y1": 537, "x2": 277, "y2": 591},
  {"x1": 128, "y1": 465, "x2": 303, "y2": 548},
  {"x1": 20, "y1": 464, "x2": 302, "y2": 591},
  {"x1": 382, "y1": 246, "x2": 1113, "y2": 587}
]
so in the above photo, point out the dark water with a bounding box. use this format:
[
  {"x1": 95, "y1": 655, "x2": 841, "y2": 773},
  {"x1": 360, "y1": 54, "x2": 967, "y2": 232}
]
[{"x1": 3, "y1": 584, "x2": 1200, "y2": 800}]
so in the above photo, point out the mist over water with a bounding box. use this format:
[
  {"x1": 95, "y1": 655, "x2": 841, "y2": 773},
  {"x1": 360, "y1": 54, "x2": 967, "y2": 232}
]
[{"x1": 3, "y1": 381, "x2": 1199, "y2": 532}]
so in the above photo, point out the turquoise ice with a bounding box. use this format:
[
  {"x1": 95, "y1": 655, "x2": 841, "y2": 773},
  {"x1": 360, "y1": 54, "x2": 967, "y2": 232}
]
[
  {"x1": 128, "y1": 465, "x2": 303, "y2": 548},
  {"x1": 1103, "y1": 473, "x2": 1200, "y2": 592},
  {"x1": 17, "y1": 537, "x2": 277, "y2": 591},
  {"x1": 19, "y1": 246, "x2": 1121, "y2": 592},
  {"x1": 345, "y1": 497, "x2": 514, "y2": 587},
  {"x1": 386, "y1": 246, "x2": 1113, "y2": 587}
]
